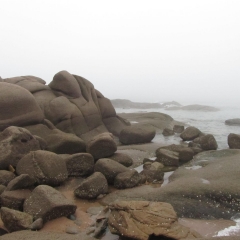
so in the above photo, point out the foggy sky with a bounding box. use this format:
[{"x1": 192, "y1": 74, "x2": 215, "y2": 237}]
[{"x1": 1, "y1": 0, "x2": 240, "y2": 106}]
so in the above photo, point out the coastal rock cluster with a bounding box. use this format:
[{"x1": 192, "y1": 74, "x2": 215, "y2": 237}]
[{"x1": 0, "y1": 71, "x2": 239, "y2": 239}]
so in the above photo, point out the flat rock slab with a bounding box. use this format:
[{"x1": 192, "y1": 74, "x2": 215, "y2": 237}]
[
  {"x1": 108, "y1": 200, "x2": 201, "y2": 240},
  {"x1": 102, "y1": 149, "x2": 240, "y2": 220}
]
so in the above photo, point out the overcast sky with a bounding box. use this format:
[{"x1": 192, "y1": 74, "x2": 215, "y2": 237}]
[{"x1": 1, "y1": 0, "x2": 240, "y2": 106}]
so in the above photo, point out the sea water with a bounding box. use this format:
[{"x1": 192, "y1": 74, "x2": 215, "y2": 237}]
[{"x1": 116, "y1": 105, "x2": 240, "y2": 149}]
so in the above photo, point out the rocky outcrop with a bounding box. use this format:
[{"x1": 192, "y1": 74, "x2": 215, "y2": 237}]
[
  {"x1": 108, "y1": 201, "x2": 201, "y2": 240},
  {"x1": 16, "y1": 150, "x2": 68, "y2": 186},
  {"x1": 24, "y1": 185, "x2": 76, "y2": 223},
  {"x1": 0, "y1": 126, "x2": 41, "y2": 169},
  {"x1": 166, "y1": 104, "x2": 219, "y2": 112},
  {"x1": 74, "y1": 172, "x2": 108, "y2": 199},
  {"x1": 228, "y1": 133, "x2": 240, "y2": 149},
  {"x1": 119, "y1": 124, "x2": 156, "y2": 144},
  {"x1": 225, "y1": 118, "x2": 240, "y2": 126}
]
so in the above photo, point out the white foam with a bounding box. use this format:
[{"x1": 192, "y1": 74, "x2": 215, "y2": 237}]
[
  {"x1": 201, "y1": 178, "x2": 210, "y2": 184},
  {"x1": 185, "y1": 165, "x2": 202, "y2": 170},
  {"x1": 215, "y1": 215, "x2": 240, "y2": 236},
  {"x1": 161, "y1": 171, "x2": 174, "y2": 187}
]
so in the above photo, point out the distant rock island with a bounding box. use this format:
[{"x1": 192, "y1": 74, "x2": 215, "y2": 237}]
[
  {"x1": 111, "y1": 99, "x2": 181, "y2": 109},
  {"x1": 111, "y1": 99, "x2": 219, "y2": 112}
]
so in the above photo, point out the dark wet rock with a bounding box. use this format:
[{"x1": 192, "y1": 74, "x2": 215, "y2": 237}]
[
  {"x1": 225, "y1": 118, "x2": 240, "y2": 126},
  {"x1": 156, "y1": 149, "x2": 179, "y2": 167},
  {"x1": 0, "y1": 190, "x2": 31, "y2": 211},
  {"x1": 140, "y1": 163, "x2": 164, "y2": 183},
  {"x1": 178, "y1": 148, "x2": 194, "y2": 163},
  {"x1": 180, "y1": 126, "x2": 202, "y2": 141},
  {"x1": 102, "y1": 149, "x2": 240, "y2": 220},
  {"x1": 6, "y1": 174, "x2": 35, "y2": 191},
  {"x1": 24, "y1": 185, "x2": 77, "y2": 223},
  {"x1": 119, "y1": 123, "x2": 156, "y2": 144},
  {"x1": 1, "y1": 207, "x2": 33, "y2": 232},
  {"x1": 0, "y1": 171, "x2": 15, "y2": 186},
  {"x1": 94, "y1": 158, "x2": 128, "y2": 184},
  {"x1": 173, "y1": 124, "x2": 185, "y2": 133},
  {"x1": 61, "y1": 153, "x2": 94, "y2": 177},
  {"x1": 86, "y1": 132, "x2": 117, "y2": 160},
  {"x1": 199, "y1": 134, "x2": 218, "y2": 150},
  {"x1": 190, "y1": 146, "x2": 203, "y2": 155},
  {"x1": 16, "y1": 150, "x2": 68, "y2": 186},
  {"x1": 0, "y1": 82, "x2": 44, "y2": 131},
  {"x1": 28, "y1": 218, "x2": 43, "y2": 230},
  {"x1": 162, "y1": 127, "x2": 174, "y2": 136},
  {"x1": 0, "y1": 126, "x2": 41, "y2": 169},
  {"x1": 114, "y1": 169, "x2": 141, "y2": 189},
  {"x1": 228, "y1": 133, "x2": 240, "y2": 149},
  {"x1": 108, "y1": 152, "x2": 133, "y2": 167},
  {"x1": 74, "y1": 172, "x2": 108, "y2": 199},
  {"x1": 108, "y1": 201, "x2": 201, "y2": 240}
]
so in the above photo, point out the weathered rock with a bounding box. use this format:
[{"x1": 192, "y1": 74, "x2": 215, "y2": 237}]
[
  {"x1": 178, "y1": 148, "x2": 194, "y2": 163},
  {"x1": 6, "y1": 174, "x2": 35, "y2": 191},
  {"x1": 156, "y1": 149, "x2": 179, "y2": 167},
  {"x1": 180, "y1": 126, "x2": 202, "y2": 141},
  {"x1": 199, "y1": 134, "x2": 218, "y2": 150},
  {"x1": 61, "y1": 153, "x2": 94, "y2": 177},
  {"x1": 162, "y1": 128, "x2": 174, "y2": 136},
  {"x1": 0, "y1": 185, "x2": 6, "y2": 195},
  {"x1": 0, "y1": 170, "x2": 15, "y2": 186},
  {"x1": 0, "y1": 189, "x2": 31, "y2": 210},
  {"x1": 0, "y1": 82, "x2": 44, "y2": 131},
  {"x1": 108, "y1": 152, "x2": 133, "y2": 167},
  {"x1": 1, "y1": 207, "x2": 33, "y2": 232},
  {"x1": 173, "y1": 124, "x2": 185, "y2": 133},
  {"x1": 108, "y1": 201, "x2": 201, "y2": 240},
  {"x1": 114, "y1": 169, "x2": 141, "y2": 189},
  {"x1": 74, "y1": 172, "x2": 108, "y2": 199},
  {"x1": 25, "y1": 123, "x2": 86, "y2": 154},
  {"x1": 94, "y1": 158, "x2": 128, "y2": 184},
  {"x1": 141, "y1": 161, "x2": 164, "y2": 183},
  {"x1": 228, "y1": 133, "x2": 240, "y2": 149},
  {"x1": 24, "y1": 185, "x2": 77, "y2": 222},
  {"x1": 119, "y1": 123, "x2": 156, "y2": 144},
  {"x1": 16, "y1": 150, "x2": 68, "y2": 186},
  {"x1": 86, "y1": 132, "x2": 117, "y2": 160},
  {"x1": 0, "y1": 126, "x2": 41, "y2": 169},
  {"x1": 225, "y1": 118, "x2": 240, "y2": 126},
  {"x1": 28, "y1": 218, "x2": 44, "y2": 230}
]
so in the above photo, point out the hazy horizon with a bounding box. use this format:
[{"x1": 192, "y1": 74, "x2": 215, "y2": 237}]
[{"x1": 1, "y1": 0, "x2": 240, "y2": 106}]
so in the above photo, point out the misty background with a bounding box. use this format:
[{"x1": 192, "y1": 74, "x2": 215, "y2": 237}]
[{"x1": 1, "y1": 0, "x2": 240, "y2": 106}]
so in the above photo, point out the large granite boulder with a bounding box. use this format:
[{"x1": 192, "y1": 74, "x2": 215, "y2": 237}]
[
  {"x1": 180, "y1": 126, "x2": 202, "y2": 141},
  {"x1": 0, "y1": 126, "x2": 41, "y2": 169},
  {"x1": 1, "y1": 207, "x2": 33, "y2": 232},
  {"x1": 24, "y1": 185, "x2": 77, "y2": 223},
  {"x1": 60, "y1": 153, "x2": 94, "y2": 177},
  {"x1": 108, "y1": 201, "x2": 201, "y2": 240},
  {"x1": 156, "y1": 149, "x2": 179, "y2": 167},
  {"x1": 74, "y1": 172, "x2": 108, "y2": 199},
  {"x1": 119, "y1": 123, "x2": 156, "y2": 144},
  {"x1": 225, "y1": 118, "x2": 240, "y2": 126},
  {"x1": 228, "y1": 133, "x2": 240, "y2": 149},
  {"x1": 16, "y1": 150, "x2": 68, "y2": 186},
  {"x1": 94, "y1": 158, "x2": 128, "y2": 184},
  {"x1": 199, "y1": 134, "x2": 218, "y2": 150},
  {"x1": 0, "y1": 82, "x2": 44, "y2": 130},
  {"x1": 0, "y1": 170, "x2": 15, "y2": 186},
  {"x1": 6, "y1": 174, "x2": 35, "y2": 191},
  {"x1": 114, "y1": 169, "x2": 141, "y2": 189},
  {"x1": 86, "y1": 132, "x2": 117, "y2": 159},
  {"x1": 108, "y1": 152, "x2": 133, "y2": 167}
]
